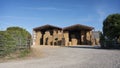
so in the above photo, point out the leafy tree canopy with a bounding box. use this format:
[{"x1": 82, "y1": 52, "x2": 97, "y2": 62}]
[
  {"x1": 0, "y1": 27, "x2": 31, "y2": 56},
  {"x1": 103, "y1": 13, "x2": 120, "y2": 40},
  {"x1": 6, "y1": 27, "x2": 31, "y2": 45}
]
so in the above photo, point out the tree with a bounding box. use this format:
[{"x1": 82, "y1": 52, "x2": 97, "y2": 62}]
[
  {"x1": 0, "y1": 27, "x2": 31, "y2": 57},
  {"x1": 103, "y1": 13, "x2": 120, "y2": 40},
  {"x1": 0, "y1": 31, "x2": 16, "y2": 56},
  {"x1": 6, "y1": 27, "x2": 31, "y2": 45}
]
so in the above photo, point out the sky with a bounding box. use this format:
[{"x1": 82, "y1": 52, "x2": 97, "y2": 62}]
[{"x1": 0, "y1": 0, "x2": 120, "y2": 33}]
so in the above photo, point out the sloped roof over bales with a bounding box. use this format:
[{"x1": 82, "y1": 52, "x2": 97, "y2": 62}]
[
  {"x1": 33, "y1": 24, "x2": 62, "y2": 31},
  {"x1": 63, "y1": 24, "x2": 94, "y2": 31}
]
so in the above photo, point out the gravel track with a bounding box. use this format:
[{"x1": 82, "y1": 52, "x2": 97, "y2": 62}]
[{"x1": 0, "y1": 45, "x2": 120, "y2": 68}]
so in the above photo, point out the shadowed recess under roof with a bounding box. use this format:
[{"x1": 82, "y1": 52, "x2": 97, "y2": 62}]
[
  {"x1": 63, "y1": 24, "x2": 94, "y2": 31},
  {"x1": 33, "y1": 24, "x2": 62, "y2": 31}
]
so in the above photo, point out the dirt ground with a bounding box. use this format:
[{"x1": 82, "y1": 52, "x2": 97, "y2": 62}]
[{"x1": 0, "y1": 45, "x2": 120, "y2": 68}]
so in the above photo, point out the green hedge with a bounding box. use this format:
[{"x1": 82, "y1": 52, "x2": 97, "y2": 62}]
[
  {"x1": 0, "y1": 27, "x2": 31, "y2": 57},
  {"x1": 0, "y1": 31, "x2": 16, "y2": 56}
]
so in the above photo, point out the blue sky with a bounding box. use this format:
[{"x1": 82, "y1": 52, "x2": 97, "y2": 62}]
[{"x1": 0, "y1": 0, "x2": 120, "y2": 33}]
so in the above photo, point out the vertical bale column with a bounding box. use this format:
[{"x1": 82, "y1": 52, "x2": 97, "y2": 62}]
[
  {"x1": 71, "y1": 38, "x2": 77, "y2": 45},
  {"x1": 58, "y1": 30, "x2": 63, "y2": 45},
  {"x1": 71, "y1": 34, "x2": 77, "y2": 45},
  {"x1": 89, "y1": 31, "x2": 93, "y2": 45},
  {"x1": 86, "y1": 31, "x2": 91, "y2": 45},
  {"x1": 53, "y1": 30, "x2": 58, "y2": 45},
  {"x1": 43, "y1": 34, "x2": 46, "y2": 45},
  {"x1": 32, "y1": 30, "x2": 36, "y2": 45},
  {"x1": 46, "y1": 31, "x2": 51, "y2": 45},
  {"x1": 91, "y1": 31, "x2": 95, "y2": 45},
  {"x1": 48, "y1": 35, "x2": 53, "y2": 45},
  {"x1": 63, "y1": 31, "x2": 69, "y2": 46},
  {"x1": 43, "y1": 31, "x2": 47, "y2": 45},
  {"x1": 35, "y1": 31, "x2": 42, "y2": 45},
  {"x1": 43, "y1": 31, "x2": 50, "y2": 45},
  {"x1": 81, "y1": 30, "x2": 86, "y2": 45}
]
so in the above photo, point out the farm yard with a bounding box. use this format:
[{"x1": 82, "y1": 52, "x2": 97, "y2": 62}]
[
  {"x1": 1, "y1": 0, "x2": 120, "y2": 68},
  {"x1": 0, "y1": 45, "x2": 120, "y2": 68}
]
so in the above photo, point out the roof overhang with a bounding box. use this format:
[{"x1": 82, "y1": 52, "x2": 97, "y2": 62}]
[
  {"x1": 63, "y1": 24, "x2": 94, "y2": 31},
  {"x1": 33, "y1": 24, "x2": 62, "y2": 31}
]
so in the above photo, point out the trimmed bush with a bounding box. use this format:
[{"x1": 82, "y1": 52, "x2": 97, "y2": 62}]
[{"x1": 0, "y1": 26, "x2": 31, "y2": 57}]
